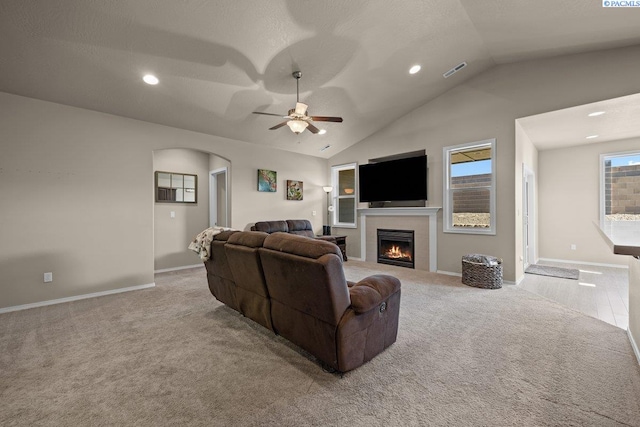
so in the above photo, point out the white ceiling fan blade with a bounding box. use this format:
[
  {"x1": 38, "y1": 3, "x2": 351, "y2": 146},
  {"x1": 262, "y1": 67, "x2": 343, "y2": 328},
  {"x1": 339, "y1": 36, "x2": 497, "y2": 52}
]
[{"x1": 295, "y1": 102, "x2": 308, "y2": 116}]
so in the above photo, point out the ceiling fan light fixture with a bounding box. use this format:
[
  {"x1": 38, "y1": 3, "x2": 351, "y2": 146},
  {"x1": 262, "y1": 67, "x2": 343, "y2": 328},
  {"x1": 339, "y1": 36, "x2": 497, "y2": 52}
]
[
  {"x1": 253, "y1": 71, "x2": 342, "y2": 135},
  {"x1": 295, "y1": 102, "x2": 308, "y2": 115},
  {"x1": 287, "y1": 120, "x2": 309, "y2": 134}
]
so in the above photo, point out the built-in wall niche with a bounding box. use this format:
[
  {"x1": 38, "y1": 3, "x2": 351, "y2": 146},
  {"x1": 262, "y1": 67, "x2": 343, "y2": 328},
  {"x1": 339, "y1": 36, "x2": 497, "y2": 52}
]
[{"x1": 155, "y1": 171, "x2": 197, "y2": 203}]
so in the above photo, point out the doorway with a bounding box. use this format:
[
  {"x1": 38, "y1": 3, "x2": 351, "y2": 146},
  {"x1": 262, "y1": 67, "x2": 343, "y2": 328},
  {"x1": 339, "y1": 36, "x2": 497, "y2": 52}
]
[
  {"x1": 523, "y1": 165, "x2": 536, "y2": 268},
  {"x1": 210, "y1": 167, "x2": 228, "y2": 227}
]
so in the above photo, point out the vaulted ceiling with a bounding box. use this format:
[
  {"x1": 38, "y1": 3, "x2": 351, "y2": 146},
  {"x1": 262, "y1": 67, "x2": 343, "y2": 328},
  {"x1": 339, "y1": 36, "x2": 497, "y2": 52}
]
[{"x1": 2, "y1": 0, "x2": 640, "y2": 158}]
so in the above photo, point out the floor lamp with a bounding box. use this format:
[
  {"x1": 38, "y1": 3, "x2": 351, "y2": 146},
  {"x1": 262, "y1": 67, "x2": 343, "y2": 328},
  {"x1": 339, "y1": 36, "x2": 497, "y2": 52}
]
[{"x1": 322, "y1": 186, "x2": 333, "y2": 235}]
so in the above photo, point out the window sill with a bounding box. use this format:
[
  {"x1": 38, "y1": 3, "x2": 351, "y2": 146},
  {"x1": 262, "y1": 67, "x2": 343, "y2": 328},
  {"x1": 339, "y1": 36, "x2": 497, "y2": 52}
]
[{"x1": 444, "y1": 227, "x2": 496, "y2": 235}]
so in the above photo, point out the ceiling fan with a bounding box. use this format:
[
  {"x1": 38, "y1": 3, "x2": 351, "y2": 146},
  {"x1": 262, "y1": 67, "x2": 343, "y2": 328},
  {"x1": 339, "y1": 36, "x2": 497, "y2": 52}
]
[{"x1": 253, "y1": 71, "x2": 343, "y2": 134}]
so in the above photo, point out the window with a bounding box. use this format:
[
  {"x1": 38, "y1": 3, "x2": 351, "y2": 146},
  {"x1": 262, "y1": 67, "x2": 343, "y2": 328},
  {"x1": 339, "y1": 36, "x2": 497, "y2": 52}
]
[
  {"x1": 331, "y1": 163, "x2": 357, "y2": 228},
  {"x1": 600, "y1": 151, "x2": 640, "y2": 222},
  {"x1": 443, "y1": 139, "x2": 496, "y2": 234}
]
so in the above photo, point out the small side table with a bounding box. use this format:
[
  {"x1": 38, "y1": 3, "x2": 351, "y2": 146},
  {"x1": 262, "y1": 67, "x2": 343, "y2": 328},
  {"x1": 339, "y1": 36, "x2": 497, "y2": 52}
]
[
  {"x1": 333, "y1": 235, "x2": 347, "y2": 261},
  {"x1": 318, "y1": 235, "x2": 348, "y2": 261}
]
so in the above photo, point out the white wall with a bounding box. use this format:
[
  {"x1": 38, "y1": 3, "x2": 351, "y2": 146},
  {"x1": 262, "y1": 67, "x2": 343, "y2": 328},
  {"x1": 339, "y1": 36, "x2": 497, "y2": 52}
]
[
  {"x1": 0, "y1": 92, "x2": 327, "y2": 309},
  {"x1": 538, "y1": 137, "x2": 640, "y2": 266},
  {"x1": 209, "y1": 155, "x2": 231, "y2": 228},
  {"x1": 153, "y1": 149, "x2": 210, "y2": 271},
  {"x1": 515, "y1": 120, "x2": 539, "y2": 280},
  {"x1": 329, "y1": 45, "x2": 640, "y2": 281}
]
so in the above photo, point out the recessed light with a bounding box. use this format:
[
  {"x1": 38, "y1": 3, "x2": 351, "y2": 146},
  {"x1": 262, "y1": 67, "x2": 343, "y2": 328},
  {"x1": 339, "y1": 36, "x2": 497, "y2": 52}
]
[
  {"x1": 143, "y1": 74, "x2": 159, "y2": 85},
  {"x1": 318, "y1": 129, "x2": 327, "y2": 135},
  {"x1": 588, "y1": 111, "x2": 605, "y2": 117},
  {"x1": 586, "y1": 135, "x2": 599, "y2": 139},
  {"x1": 409, "y1": 65, "x2": 421, "y2": 75}
]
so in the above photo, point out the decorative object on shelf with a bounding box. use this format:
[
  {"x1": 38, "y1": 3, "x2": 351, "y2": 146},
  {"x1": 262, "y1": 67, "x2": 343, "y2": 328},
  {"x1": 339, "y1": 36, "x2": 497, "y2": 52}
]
[
  {"x1": 258, "y1": 169, "x2": 277, "y2": 192},
  {"x1": 286, "y1": 180, "x2": 303, "y2": 200},
  {"x1": 323, "y1": 185, "x2": 333, "y2": 235},
  {"x1": 155, "y1": 171, "x2": 197, "y2": 203}
]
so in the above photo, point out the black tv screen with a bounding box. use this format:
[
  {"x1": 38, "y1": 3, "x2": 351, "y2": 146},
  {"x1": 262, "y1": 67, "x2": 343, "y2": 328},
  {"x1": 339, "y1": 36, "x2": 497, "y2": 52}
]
[{"x1": 359, "y1": 155, "x2": 427, "y2": 202}]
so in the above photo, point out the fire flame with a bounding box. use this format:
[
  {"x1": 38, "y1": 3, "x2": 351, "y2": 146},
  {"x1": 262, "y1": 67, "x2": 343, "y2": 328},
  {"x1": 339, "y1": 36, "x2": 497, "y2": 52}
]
[{"x1": 385, "y1": 245, "x2": 411, "y2": 260}]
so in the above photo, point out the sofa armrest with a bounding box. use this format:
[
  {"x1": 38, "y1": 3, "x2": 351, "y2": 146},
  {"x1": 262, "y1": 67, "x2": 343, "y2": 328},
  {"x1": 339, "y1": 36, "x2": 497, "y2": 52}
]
[{"x1": 348, "y1": 274, "x2": 401, "y2": 314}]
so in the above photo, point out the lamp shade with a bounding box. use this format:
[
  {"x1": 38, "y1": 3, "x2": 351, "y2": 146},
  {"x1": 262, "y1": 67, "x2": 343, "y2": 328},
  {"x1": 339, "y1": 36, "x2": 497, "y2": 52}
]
[
  {"x1": 322, "y1": 186, "x2": 333, "y2": 193},
  {"x1": 286, "y1": 120, "x2": 309, "y2": 134}
]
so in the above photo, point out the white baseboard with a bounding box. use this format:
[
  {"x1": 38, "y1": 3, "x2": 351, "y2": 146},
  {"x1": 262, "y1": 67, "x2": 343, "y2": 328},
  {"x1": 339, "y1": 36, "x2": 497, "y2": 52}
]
[
  {"x1": 629, "y1": 327, "x2": 640, "y2": 366},
  {"x1": 538, "y1": 258, "x2": 628, "y2": 269},
  {"x1": 438, "y1": 270, "x2": 521, "y2": 286},
  {"x1": 345, "y1": 257, "x2": 363, "y2": 262},
  {"x1": 0, "y1": 283, "x2": 156, "y2": 314},
  {"x1": 154, "y1": 264, "x2": 204, "y2": 274},
  {"x1": 437, "y1": 270, "x2": 462, "y2": 277}
]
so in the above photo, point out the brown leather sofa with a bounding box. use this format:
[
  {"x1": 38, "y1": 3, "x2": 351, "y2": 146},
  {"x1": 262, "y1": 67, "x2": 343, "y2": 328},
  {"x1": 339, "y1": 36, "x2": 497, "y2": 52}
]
[
  {"x1": 203, "y1": 231, "x2": 401, "y2": 373},
  {"x1": 252, "y1": 219, "x2": 337, "y2": 244}
]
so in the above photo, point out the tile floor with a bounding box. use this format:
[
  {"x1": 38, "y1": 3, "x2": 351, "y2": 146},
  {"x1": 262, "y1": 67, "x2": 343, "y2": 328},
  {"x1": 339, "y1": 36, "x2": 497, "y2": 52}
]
[{"x1": 517, "y1": 260, "x2": 629, "y2": 330}]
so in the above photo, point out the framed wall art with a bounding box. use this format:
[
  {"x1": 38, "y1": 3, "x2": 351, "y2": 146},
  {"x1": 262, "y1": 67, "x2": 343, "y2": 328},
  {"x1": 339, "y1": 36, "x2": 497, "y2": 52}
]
[
  {"x1": 286, "y1": 180, "x2": 303, "y2": 200},
  {"x1": 258, "y1": 169, "x2": 277, "y2": 192}
]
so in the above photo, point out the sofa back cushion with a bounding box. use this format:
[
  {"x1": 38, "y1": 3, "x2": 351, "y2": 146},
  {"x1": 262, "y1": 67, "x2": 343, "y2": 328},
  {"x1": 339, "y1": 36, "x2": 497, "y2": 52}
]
[
  {"x1": 226, "y1": 231, "x2": 269, "y2": 298},
  {"x1": 259, "y1": 233, "x2": 349, "y2": 326},
  {"x1": 204, "y1": 230, "x2": 240, "y2": 311},
  {"x1": 252, "y1": 220, "x2": 288, "y2": 234},
  {"x1": 225, "y1": 231, "x2": 273, "y2": 330},
  {"x1": 286, "y1": 219, "x2": 315, "y2": 238}
]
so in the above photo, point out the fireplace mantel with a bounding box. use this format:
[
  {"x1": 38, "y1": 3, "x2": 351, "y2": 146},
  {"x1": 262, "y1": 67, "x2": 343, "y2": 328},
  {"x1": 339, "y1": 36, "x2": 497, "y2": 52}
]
[
  {"x1": 358, "y1": 207, "x2": 441, "y2": 271},
  {"x1": 357, "y1": 207, "x2": 441, "y2": 217}
]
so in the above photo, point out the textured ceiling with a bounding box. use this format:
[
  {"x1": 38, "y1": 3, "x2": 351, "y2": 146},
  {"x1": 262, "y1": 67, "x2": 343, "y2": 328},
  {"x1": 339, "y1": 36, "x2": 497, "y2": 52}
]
[
  {"x1": 518, "y1": 93, "x2": 640, "y2": 151},
  {"x1": 1, "y1": 0, "x2": 640, "y2": 158}
]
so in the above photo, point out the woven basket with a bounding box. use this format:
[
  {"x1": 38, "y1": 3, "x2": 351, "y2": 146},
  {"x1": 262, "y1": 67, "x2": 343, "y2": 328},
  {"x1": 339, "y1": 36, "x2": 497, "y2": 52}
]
[{"x1": 461, "y1": 254, "x2": 503, "y2": 289}]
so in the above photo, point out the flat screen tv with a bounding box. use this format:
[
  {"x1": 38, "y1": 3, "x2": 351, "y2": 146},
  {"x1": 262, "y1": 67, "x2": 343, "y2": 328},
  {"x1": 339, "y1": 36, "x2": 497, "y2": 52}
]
[{"x1": 359, "y1": 155, "x2": 427, "y2": 202}]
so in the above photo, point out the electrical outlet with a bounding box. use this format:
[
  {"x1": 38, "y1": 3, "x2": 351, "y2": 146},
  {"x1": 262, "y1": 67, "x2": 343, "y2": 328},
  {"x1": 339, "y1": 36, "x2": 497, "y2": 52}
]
[
  {"x1": 312, "y1": 211, "x2": 317, "y2": 216},
  {"x1": 170, "y1": 211, "x2": 176, "y2": 218},
  {"x1": 44, "y1": 272, "x2": 53, "y2": 283},
  {"x1": 570, "y1": 244, "x2": 577, "y2": 250}
]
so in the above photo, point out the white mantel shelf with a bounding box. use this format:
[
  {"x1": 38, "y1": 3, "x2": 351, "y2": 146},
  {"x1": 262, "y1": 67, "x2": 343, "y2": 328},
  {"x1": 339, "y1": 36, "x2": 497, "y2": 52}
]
[
  {"x1": 358, "y1": 207, "x2": 441, "y2": 216},
  {"x1": 358, "y1": 207, "x2": 441, "y2": 271}
]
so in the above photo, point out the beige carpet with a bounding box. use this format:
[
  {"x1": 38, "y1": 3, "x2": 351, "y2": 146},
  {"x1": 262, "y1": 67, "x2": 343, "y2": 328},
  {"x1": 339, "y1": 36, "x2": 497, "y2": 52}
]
[{"x1": 1, "y1": 260, "x2": 640, "y2": 426}]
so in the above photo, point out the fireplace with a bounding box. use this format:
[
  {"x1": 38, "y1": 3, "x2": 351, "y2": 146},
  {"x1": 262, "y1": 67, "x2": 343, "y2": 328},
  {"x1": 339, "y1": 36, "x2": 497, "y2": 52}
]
[{"x1": 377, "y1": 229, "x2": 415, "y2": 269}]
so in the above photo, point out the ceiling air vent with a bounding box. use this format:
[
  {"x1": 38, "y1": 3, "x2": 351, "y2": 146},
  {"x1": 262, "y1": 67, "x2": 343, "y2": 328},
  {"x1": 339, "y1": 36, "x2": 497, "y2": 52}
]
[{"x1": 443, "y1": 62, "x2": 467, "y2": 78}]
